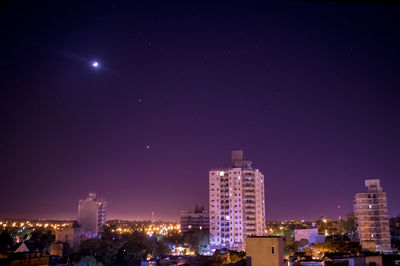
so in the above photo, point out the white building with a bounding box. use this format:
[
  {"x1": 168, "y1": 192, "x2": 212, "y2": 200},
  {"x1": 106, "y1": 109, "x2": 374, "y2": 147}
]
[
  {"x1": 294, "y1": 228, "x2": 324, "y2": 244},
  {"x1": 354, "y1": 179, "x2": 391, "y2": 252},
  {"x1": 55, "y1": 222, "x2": 87, "y2": 250},
  {"x1": 78, "y1": 192, "x2": 107, "y2": 238},
  {"x1": 209, "y1": 150, "x2": 266, "y2": 251}
]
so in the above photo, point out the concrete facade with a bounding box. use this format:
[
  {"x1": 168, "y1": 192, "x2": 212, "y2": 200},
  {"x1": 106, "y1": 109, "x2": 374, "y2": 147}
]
[
  {"x1": 246, "y1": 236, "x2": 284, "y2": 266},
  {"x1": 354, "y1": 179, "x2": 391, "y2": 252},
  {"x1": 55, "y1": 225, "x2": 87, "y2": 249},
  {"x1": 78, "y1": 192, "x2": 107, "y2": 238},
  {"x1": 209, "y1": 151, "x2": 266, "y2": 251},
  {"x1": 181, "y1": 204, "x2": 210, "y2": 233},
  {"x1": 294, "y1": 228, "x2": 324, "y2": 244}
]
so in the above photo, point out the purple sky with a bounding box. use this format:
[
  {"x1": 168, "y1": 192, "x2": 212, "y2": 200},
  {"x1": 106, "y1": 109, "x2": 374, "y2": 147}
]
[{"x1": 1, "y1": 1, "x2": 400, "y2": 221}]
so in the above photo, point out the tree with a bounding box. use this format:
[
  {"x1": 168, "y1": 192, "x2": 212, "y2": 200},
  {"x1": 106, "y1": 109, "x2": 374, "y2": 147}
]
[
  {"x1": 341, "y1": 213, "x2": 357, "y2": 236},
  {"x1": 77, "y1": 238, "x2": 117, "y2": 266},
  {"x1": 299, "y1": 238, "x2": 309, "y2": 248},
  {"x1": 99, "y1": 248, "x2": 118, "y2": 266},
  {"x1": 0, "y1": 230, "x2": 13, "y2": 251},
  {"x1": 228, "y1": 251, "x2": 246, "y2": 264},
  {"x1": 152, "y1": 238, "x2": 170, "y2": 257},
  {"x1": 30, "y1": 228, "x2": 54, "y2": 249},
  {"x1": 75, "y1": 256, "x2": 104, "y2": 266},
  {"x1": 117, "y1": 232, "x2": 153, "y2": 266},
  {"x1": 79, "y1": 238, "x2": 107, "y2": 257},
  {"x1": 182, "y1": 231, "x2": 209, "y2": 255},
  {"x1": 163, "y1": 232, "x2": 182, "y2": 245},
  {"x1": 312, "y1": 241, "x2": 361, "y2": 256},
  {"x1": 284, "y1": 238, "x2": 299, "y2": 255}
]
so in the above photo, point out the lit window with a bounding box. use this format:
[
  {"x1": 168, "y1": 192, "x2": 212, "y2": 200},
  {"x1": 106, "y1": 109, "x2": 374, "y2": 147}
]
[
  {"x1": 219, "y1": 171, "x2": 224, "y2": 176},
  {"x1": 369, "y1": 204, "x2": 372, "y2": 209}
]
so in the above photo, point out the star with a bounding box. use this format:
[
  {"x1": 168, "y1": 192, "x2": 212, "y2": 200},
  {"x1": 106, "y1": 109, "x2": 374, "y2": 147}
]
[{"x1": 146, "y1": 145, "x2": 150, "y2": 150}]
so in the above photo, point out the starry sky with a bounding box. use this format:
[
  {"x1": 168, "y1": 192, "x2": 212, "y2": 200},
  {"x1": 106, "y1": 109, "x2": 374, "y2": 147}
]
[{"x1": 1, "y1": 1, "x2": 400, "y2": 221}]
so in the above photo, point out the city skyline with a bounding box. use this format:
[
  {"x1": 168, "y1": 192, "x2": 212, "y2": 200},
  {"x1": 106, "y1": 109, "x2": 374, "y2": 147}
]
[
  {"x1": 1, "y1": 1, "x2": 400, "y2": 221},
  {"x1": 0, "y1": 153, "x2": 398, "y2": 222}
]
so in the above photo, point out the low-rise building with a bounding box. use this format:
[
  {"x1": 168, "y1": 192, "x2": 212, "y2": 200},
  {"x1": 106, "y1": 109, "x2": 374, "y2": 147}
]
[
  {"x1": 55, "y1": 222, "x2": 88, "y2": 250},
  {"x1": 246, "y1": 236, "x2": 284, "y2": 266},
  {"x1": 294, "y1": 228, "x2": 324, "y2": 244},
  {"x1": 180, "y1": 204, "x2": 209, "y2": 233}
]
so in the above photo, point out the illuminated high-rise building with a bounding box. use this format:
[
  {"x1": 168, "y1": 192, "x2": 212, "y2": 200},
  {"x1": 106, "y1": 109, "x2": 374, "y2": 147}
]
[
  {"x1": 78, "y1": 192, "x2": 107, "y2": 238},
  {"x1": 354, "y1": 179, "x2": 391, "y2": 252},
  {"x1": 209, "y1": 150, "x2": 266, "y2": 251}
]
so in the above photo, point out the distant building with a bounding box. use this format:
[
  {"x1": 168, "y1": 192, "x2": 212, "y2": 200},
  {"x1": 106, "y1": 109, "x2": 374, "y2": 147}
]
[
  {"x1": 209, "y1": 150, "x2": 266, "y2": 251},
  {"x1": 180, "y1": 204, "x2": 209, "y2": 233},
  {"x1": 246, "y1": 236, "x2": 284, "y2": 266},
  {"x1": 294, "y1": 228, "x2": 324, "y2": 244},
  {"x1": 55, "y1": 221, "x2": 87, "y2": 249},
  {"x1": 390, "y1": 215, "x2": 400, "y2": 250},
  {"x1": 354, "y1": 179, "x2": 391, "y2": 252},
  {"x1": 78, "y1": 192, "x2": 107, "y2": 238}
]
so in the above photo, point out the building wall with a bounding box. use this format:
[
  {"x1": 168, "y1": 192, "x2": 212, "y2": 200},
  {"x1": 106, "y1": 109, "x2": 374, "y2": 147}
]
[
  {"x1": 50, "y1": 242, "x2": 63, "y2": 257},
  {"x1": 181, "y1": 210, "x2": 209, "y2": 233},
  {"x1": 294, "y1": 228, "x2": 324, "y2": 244},
  {"x1": 55, "y1": 227, "x2": 86, "y2": 249},
  {"x1": 354, "y1": 179, "x2": 391, "y2": 252},
  {"x1": 246, "y1": 237, "x2": 284, "y2": 266},
  {"x1": 78, "y1": 192, "x2": 107, "y2": 238},
  {"x1": 365, "y1": 255, "x2": 383, "y2": 266},
  {"x1": 209, "y1": 151, "x2": 266, "y2": 251}
]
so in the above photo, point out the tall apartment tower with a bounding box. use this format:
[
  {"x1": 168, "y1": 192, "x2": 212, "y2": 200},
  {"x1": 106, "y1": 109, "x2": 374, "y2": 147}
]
[
  {"x1": 354, "y1": 179, "x2": 391, "y2": 252},
  {"x1": 78, "y1": 192, "x2": 107, "y2": 238},
  {"x1": 209, "y1": 150, "x2": 266, "y2": 251}
]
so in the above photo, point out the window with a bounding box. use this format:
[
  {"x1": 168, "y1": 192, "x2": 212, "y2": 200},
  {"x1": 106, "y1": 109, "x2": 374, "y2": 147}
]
[{"x1": 272, "y1": 246, "x2": 275, "y2": 254}]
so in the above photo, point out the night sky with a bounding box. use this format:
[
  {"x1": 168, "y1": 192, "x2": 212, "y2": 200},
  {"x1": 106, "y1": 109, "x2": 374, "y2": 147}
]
[{"x1": 1, "y1": 1, "x2": 400, "y2": 221}]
